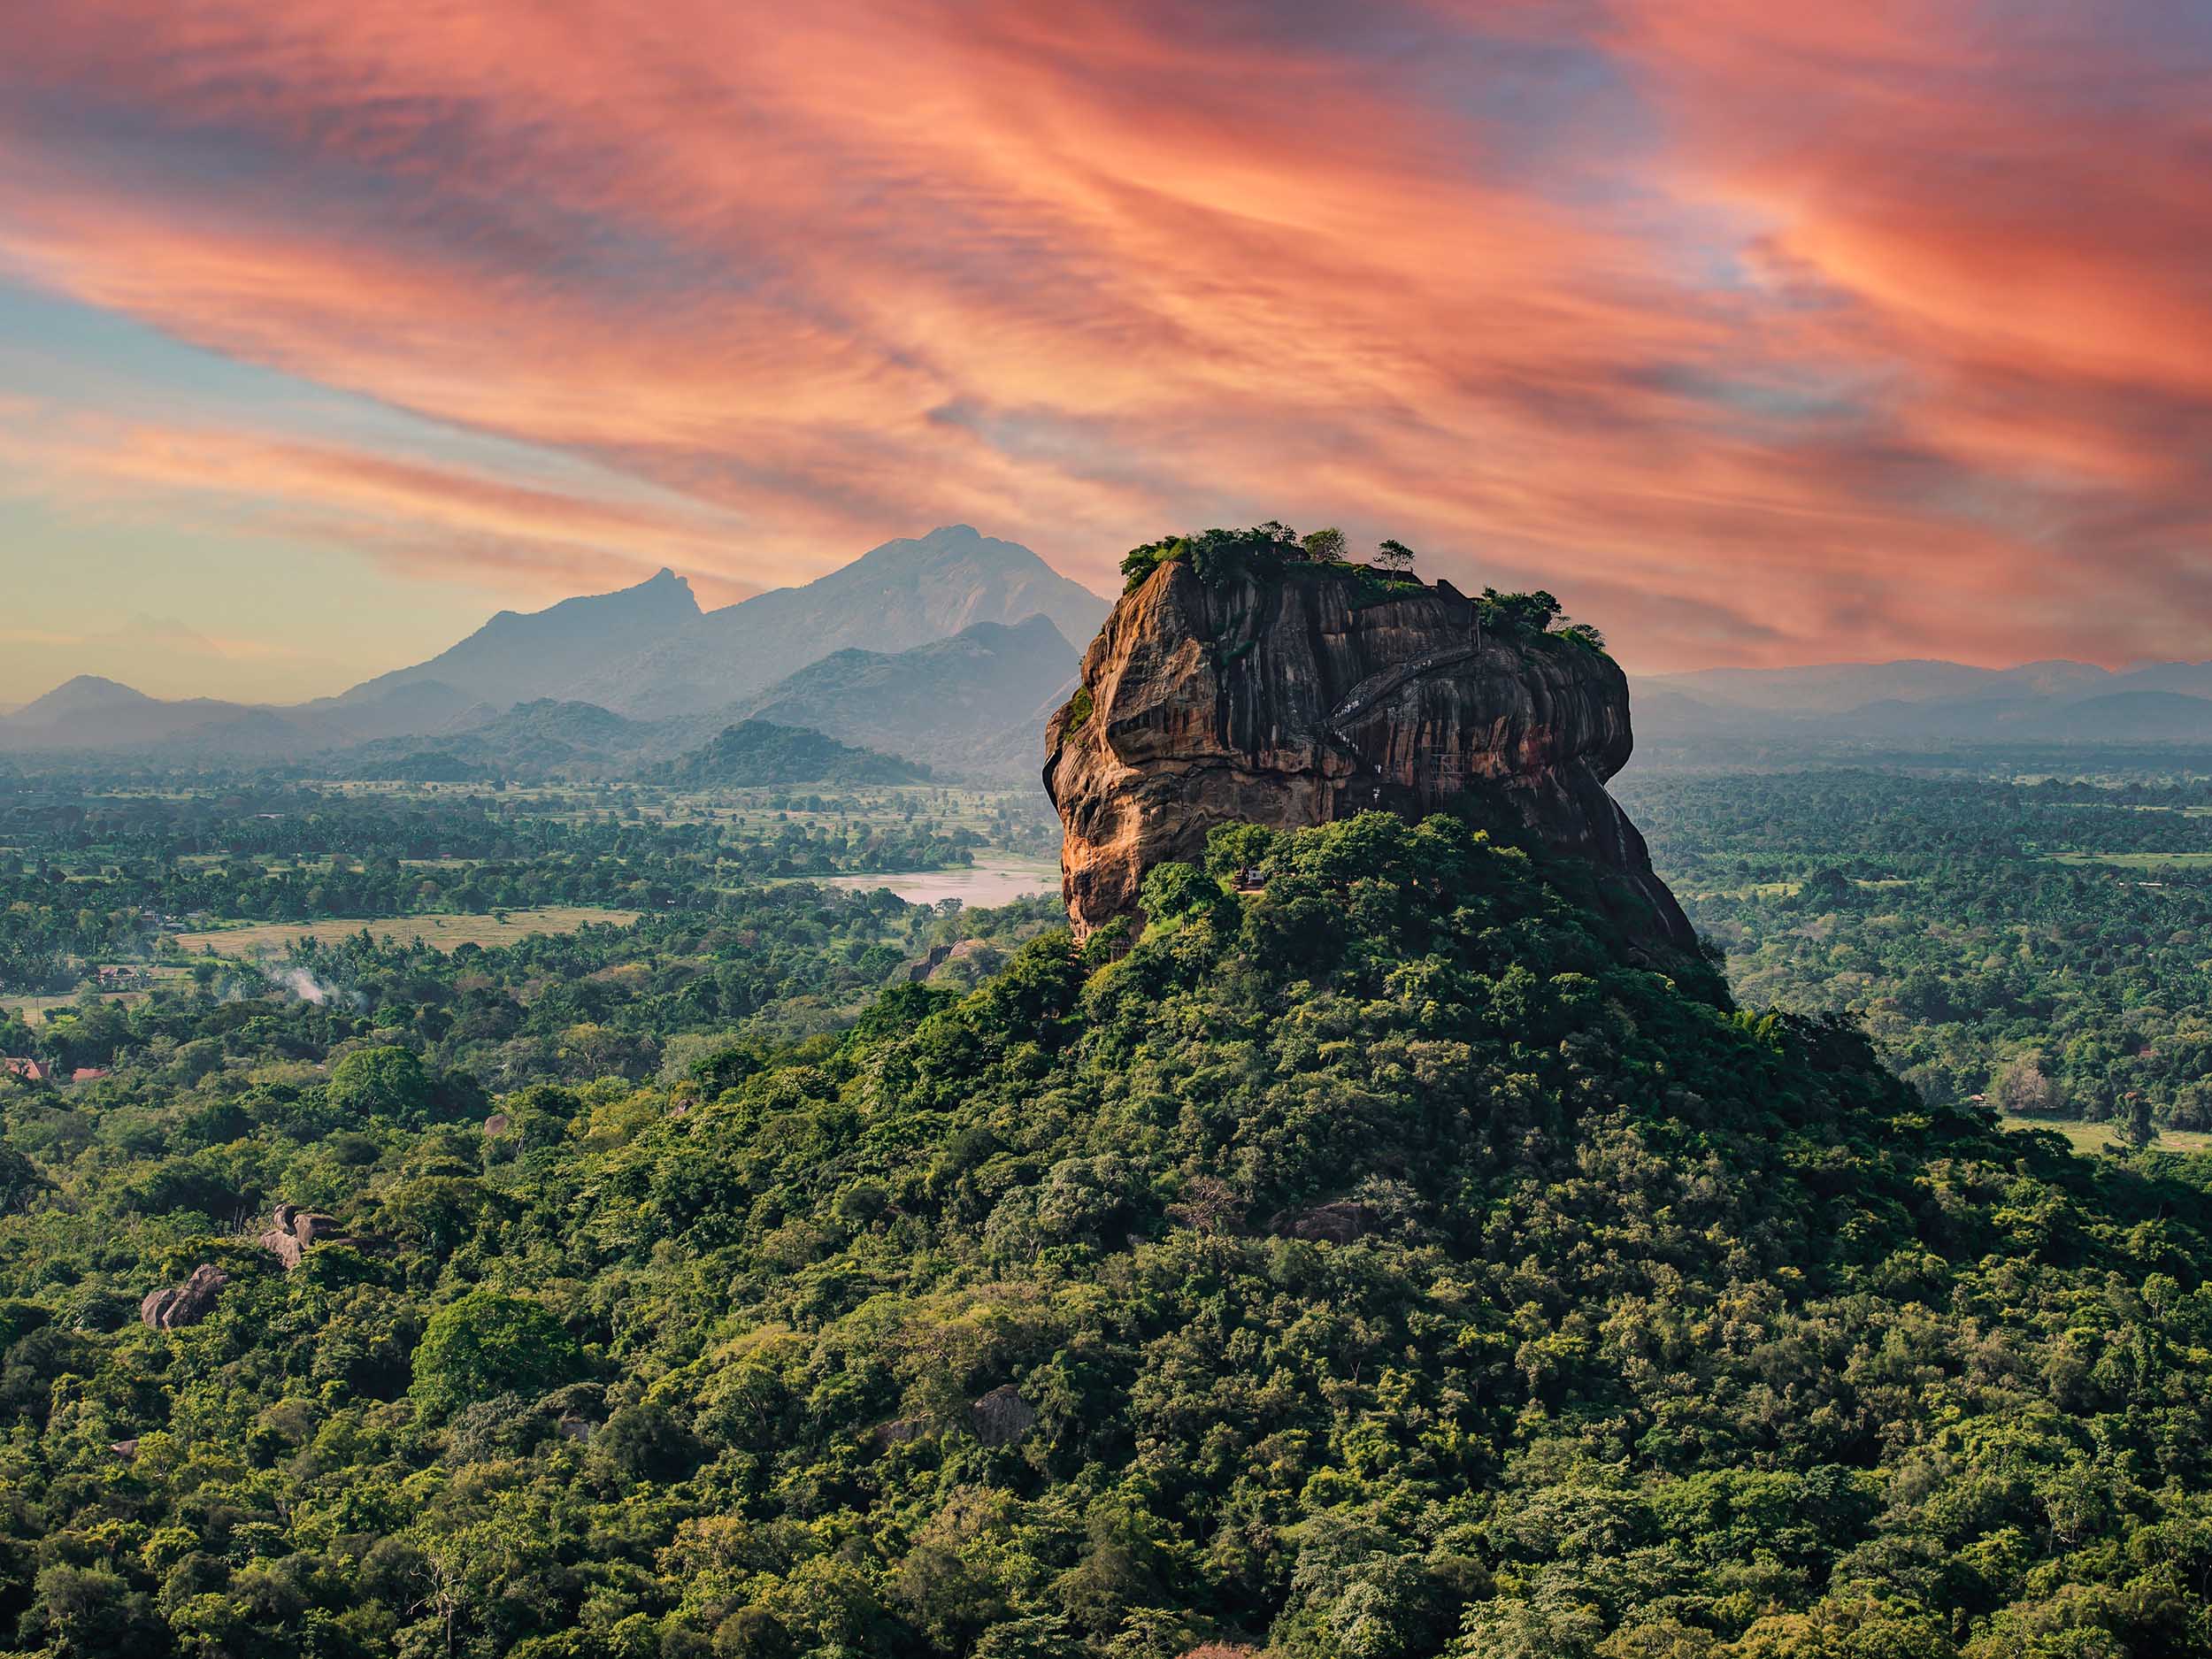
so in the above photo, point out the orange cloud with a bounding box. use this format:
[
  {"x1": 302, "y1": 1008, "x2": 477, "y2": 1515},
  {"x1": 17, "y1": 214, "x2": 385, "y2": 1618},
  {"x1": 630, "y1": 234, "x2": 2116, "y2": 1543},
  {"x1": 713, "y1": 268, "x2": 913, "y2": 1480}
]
[
  {"x1": 0, "y1": 401, "x2": 757, "y2": 605},
  {"x1": 0, "y1": 0, "x2": 2205, "y2": 671}
]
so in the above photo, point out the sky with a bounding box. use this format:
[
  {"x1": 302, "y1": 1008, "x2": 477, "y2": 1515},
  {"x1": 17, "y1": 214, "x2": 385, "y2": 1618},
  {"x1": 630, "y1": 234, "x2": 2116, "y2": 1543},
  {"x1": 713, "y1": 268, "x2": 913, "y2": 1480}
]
[{"x1": 1, "y1": 0, "x2": 2208, "y2": 703}]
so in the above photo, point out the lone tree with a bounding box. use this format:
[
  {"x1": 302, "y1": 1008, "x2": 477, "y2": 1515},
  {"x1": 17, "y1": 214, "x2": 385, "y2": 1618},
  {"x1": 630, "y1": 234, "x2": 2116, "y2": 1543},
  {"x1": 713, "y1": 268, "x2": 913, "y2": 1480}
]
[
  {"x1": 1299, "y1": 526, "x2": 1348, "y2": 564},
  {"x1": 411, "y1": 1288, "x2": 583, "y2": 1417},
  {"x1": 1373, "y1": 538, "x2": 1417, "y2": 576},
  {"x1": 2122, "y1": 1091, "x2": 2159, "y2": 1149},
  {"x1": 327, "y1": 1045, "x2": 432, "y2": 1123},
  {"x1": 1990, "y1": 1054, "x2": 2062, "y2": 1118}
]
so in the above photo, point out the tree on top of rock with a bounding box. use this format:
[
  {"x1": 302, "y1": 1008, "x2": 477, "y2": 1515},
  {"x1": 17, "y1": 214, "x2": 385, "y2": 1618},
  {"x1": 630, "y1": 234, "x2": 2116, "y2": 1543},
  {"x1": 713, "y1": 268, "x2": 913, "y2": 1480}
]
[{"x1": 1299, "y1": 526, "x2": 1348, "y2": 564}]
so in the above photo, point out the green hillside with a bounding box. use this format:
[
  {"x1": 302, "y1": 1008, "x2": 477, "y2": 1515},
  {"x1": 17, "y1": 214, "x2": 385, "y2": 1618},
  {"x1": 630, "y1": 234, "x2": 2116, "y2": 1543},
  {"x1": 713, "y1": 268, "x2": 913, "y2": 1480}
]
[
  {"x1": 2, "y1": 813, "x2": 2207, "y2": 1655},
  {"x1": 659, "y1": 718, "x2": 930, "y2": 787}
]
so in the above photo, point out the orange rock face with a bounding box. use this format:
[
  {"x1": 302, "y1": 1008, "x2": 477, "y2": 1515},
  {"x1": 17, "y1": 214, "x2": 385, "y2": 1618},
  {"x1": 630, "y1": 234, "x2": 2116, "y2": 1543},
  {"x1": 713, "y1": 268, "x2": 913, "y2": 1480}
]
[{"x1": 1042, "y1": 561, "x2": 1694, "y2": 950}]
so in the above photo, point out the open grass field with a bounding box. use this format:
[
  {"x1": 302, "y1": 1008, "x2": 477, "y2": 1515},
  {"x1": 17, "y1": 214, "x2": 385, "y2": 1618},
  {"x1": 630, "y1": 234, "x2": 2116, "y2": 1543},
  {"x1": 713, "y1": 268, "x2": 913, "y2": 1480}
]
[
  {"x1": 1, "y1": 992, "x2": 148, "y2": 1026},
  {"x1": 3, "y1": 966, "x2": 193, "y2": 1026},
  {"x1": 2001, "y1": 1115, "x2": 2212, "y2": 1156},
  {"x1": 171, "y1": 905, "x2": 641, "y2": 959},
  {"x1": 1679, "y1": 876, "x2": 1921, "y2": 902}
]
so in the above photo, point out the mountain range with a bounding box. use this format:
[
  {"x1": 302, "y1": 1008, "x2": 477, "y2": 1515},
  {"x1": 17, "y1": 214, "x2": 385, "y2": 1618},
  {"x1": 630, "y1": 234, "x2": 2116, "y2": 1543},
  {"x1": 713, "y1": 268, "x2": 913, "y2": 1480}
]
[
  {"x1": 723, "y1": 613, "x2": 1079, "y2": 778},
  {"x1": 321, "y1": 614, "x2": 1079, "y2": 784},
  {"x1": 0, "y1": 526, "x2": 1107, "y2": 780},
  {"x1": 12, "y1": 531, "x2": 2212, "y2": 780},
  {"x1": 340, "y1": 523, "x2": 1107, "y2": 719},
  {"x1": 338, "y1": 565, "x2": 706, "y2": 710},
  {"x1": 1639, "y1": 658, "x2": 2212, "y2": 749},
  {"x1": 0, "y1": 675, "x2": 484, "y2": 759}
]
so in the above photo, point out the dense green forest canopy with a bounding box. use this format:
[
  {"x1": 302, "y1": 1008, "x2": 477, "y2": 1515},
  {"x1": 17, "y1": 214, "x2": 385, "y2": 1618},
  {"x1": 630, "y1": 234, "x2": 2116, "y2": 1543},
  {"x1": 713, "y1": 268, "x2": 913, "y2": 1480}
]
[
  {"x1": 1, "y1": 879, "x2": 1057, "y2": 1088},
  {"x1": 0, "y1": 780, "x2": 1055, "y2": 996},
  {"x1": 2, "y1": 806, "x2": 2208, "y2": 1657},
  {"x1": 1619, "y1": 766, "x2": 2212, "y2": 1131}
]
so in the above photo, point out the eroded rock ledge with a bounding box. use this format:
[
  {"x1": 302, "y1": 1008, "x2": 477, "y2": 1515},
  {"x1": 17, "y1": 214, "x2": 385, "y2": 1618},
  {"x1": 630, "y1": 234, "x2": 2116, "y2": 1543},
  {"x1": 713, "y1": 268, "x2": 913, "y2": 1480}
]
[{"x1": 1043, "y1": 560, "x2": 1694, "y2": 951}]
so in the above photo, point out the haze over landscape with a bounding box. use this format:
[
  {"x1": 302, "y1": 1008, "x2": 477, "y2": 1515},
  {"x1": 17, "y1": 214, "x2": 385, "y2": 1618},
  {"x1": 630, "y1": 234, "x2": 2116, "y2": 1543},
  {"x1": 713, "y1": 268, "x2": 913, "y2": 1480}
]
[{"x1": 8, "y1": 8, "x2": 2212, "y2": 1659}]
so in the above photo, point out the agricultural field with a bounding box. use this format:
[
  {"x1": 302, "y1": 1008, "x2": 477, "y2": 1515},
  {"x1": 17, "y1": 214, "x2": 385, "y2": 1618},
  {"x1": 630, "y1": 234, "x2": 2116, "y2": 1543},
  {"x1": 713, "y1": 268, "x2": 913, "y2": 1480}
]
[
  {"x1": 170, "y1": 905, "x2": 641, "y2": 959},
  {"x1": 0, "y1": 991, "x2": 145, "y2": 1027},
  {"x1": 2001, "y1": 1115, "x2": 2212, "y2": 1156},
  {"x1": 1, "y1": 965, "x2": 192, "y2": 1025}
]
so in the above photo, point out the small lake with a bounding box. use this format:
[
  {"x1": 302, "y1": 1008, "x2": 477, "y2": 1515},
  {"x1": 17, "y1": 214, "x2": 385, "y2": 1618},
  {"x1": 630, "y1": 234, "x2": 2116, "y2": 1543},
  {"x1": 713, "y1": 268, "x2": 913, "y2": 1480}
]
[{"x1": 823, "y1": 858, "x2": 1061, "y2": 908}]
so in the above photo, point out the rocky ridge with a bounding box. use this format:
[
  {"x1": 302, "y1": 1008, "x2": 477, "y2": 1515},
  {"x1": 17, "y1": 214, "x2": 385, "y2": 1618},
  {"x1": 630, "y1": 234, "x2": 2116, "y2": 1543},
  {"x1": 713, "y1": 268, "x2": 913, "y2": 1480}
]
[{"x1": 1044, "y1": 558, "x2": 1694, "y2": 949}]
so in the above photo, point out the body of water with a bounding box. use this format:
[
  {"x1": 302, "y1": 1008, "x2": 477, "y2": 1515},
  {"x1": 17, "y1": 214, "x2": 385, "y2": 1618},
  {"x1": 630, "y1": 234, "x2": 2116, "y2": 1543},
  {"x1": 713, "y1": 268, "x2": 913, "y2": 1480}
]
[{"x1": 823, "y1": 858, "x2": 1061, "y2": 908}]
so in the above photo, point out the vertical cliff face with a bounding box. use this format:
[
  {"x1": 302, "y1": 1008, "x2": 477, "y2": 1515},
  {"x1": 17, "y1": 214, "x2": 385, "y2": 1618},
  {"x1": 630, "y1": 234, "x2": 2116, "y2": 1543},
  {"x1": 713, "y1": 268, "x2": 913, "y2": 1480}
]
[{"x1": 1043, "y1": 560, "x2": 1695, "y2": 952}]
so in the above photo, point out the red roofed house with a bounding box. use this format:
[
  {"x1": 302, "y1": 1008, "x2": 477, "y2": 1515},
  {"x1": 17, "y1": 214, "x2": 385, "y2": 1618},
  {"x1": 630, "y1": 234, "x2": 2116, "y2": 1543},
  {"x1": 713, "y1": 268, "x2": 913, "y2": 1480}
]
[{"x1": 2, "y1": 1058, "x2": 46, "y2": 1083}]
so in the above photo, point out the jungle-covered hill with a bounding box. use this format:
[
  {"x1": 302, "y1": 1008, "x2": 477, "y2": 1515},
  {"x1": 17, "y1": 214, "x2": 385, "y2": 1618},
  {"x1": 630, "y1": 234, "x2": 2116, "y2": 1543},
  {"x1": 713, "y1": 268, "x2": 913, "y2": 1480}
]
[
  {"x1": 657, "y1": 718, "x2": 930, "y2": 787},
  {"x1": 2, "y1": 815, "x2": 2210, "y2": 1657}
]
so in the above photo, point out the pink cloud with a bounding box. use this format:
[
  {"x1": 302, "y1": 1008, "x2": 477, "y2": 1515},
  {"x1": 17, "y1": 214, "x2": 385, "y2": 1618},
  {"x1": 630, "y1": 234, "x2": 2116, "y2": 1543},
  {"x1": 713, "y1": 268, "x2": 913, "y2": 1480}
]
[{"x1": 0, "y1": 0, "x2": 2204, "y2": 669}]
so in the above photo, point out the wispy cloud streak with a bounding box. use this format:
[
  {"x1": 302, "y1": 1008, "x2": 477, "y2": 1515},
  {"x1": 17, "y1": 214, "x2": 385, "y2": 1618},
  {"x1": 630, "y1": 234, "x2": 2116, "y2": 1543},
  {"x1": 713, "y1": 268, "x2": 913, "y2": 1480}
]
[{"x1": 0, "y1": 0, "x2": 2204, "y2": 668}]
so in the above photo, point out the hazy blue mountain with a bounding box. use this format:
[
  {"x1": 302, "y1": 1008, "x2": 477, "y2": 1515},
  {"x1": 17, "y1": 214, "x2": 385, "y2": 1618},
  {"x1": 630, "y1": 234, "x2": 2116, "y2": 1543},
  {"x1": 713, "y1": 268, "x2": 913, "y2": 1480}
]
[
  {"x1": 325, "y1": 699, "x2": 672, "y2": 781},
  {"x1": 722, "y1": 614, "x2": 1079, "y2": 780},
  {"x1": 0, "y1": 675, "x2": 483, "y2": 757},
  {"x1": 1, "y1": 677, "x2": 280, "y2": 752},
  {"x1": 2032, "y1": 690, "x2": 2212, "y2": 741},
  {"x1": 340, "y1": 567, "x2": 703, "y2": 709},
  {"x1": 575, "y1": 525, "x2": 1110, "y2": 717},
  {"x1": 304, "y1": 679, "x2": 478, "y2": 740},
  {"x1": 1633, "y1": 657, "x2": 2212, "y2": 751},
  {"x1": 1641, "y1": 658, "x2": 2114, "y2": 714},
  {"x1": 4, "y1": 528, "x2": 1110, "y2": 757},
  {"x1": 2114, "y1": 662, "x2": 2212, "y2": 699},
  {"x1": 12, "y1": 674, "x2": 158, "y2": 721}
]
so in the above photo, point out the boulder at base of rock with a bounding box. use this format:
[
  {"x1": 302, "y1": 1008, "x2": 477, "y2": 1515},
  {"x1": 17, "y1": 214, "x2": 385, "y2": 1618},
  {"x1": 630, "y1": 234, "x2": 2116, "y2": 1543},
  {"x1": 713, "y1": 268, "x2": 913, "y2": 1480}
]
[
  {"x1": 140, "y1": 1263, "x2": 227, "y2": 1330},
  {"x1": 969, "y1": 1384, "x2": 1038, "y2": 1447},
  {"x1": 1279, "y1": 1200, "x2": 1381, "y2": 1244},
  {"x1": 256, "y1": 1202, "x2": 354, "y2": 1271},
  {"x1": 902, "y1": 944, "x2": 954, "y2": 982}
]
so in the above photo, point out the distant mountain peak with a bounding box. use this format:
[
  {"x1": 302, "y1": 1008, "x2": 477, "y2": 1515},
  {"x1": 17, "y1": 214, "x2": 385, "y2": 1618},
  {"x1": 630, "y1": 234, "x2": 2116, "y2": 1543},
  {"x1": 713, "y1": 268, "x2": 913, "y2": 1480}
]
[
  {"x1": 572, "y1": 527, "x2": 1110, "y2": 718},
  {"x1": 483, "y1": 567, "x2": 693, "y2": 625},
  {"x1": 337, "y1": 564, "x2": 703, "y2": 709},
  {"x1": 541, "y1": 565, "x2": 698, "y2": 615},
  {"x1": 17, "y1": 674, "x2": 157, "y2": 720},
  {"x1": 845, "y1": 522, "x2": 1027, "y2": 568},
  {"x1": 326, "y1": 526, "x2": 1108, "y2": 726}
]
